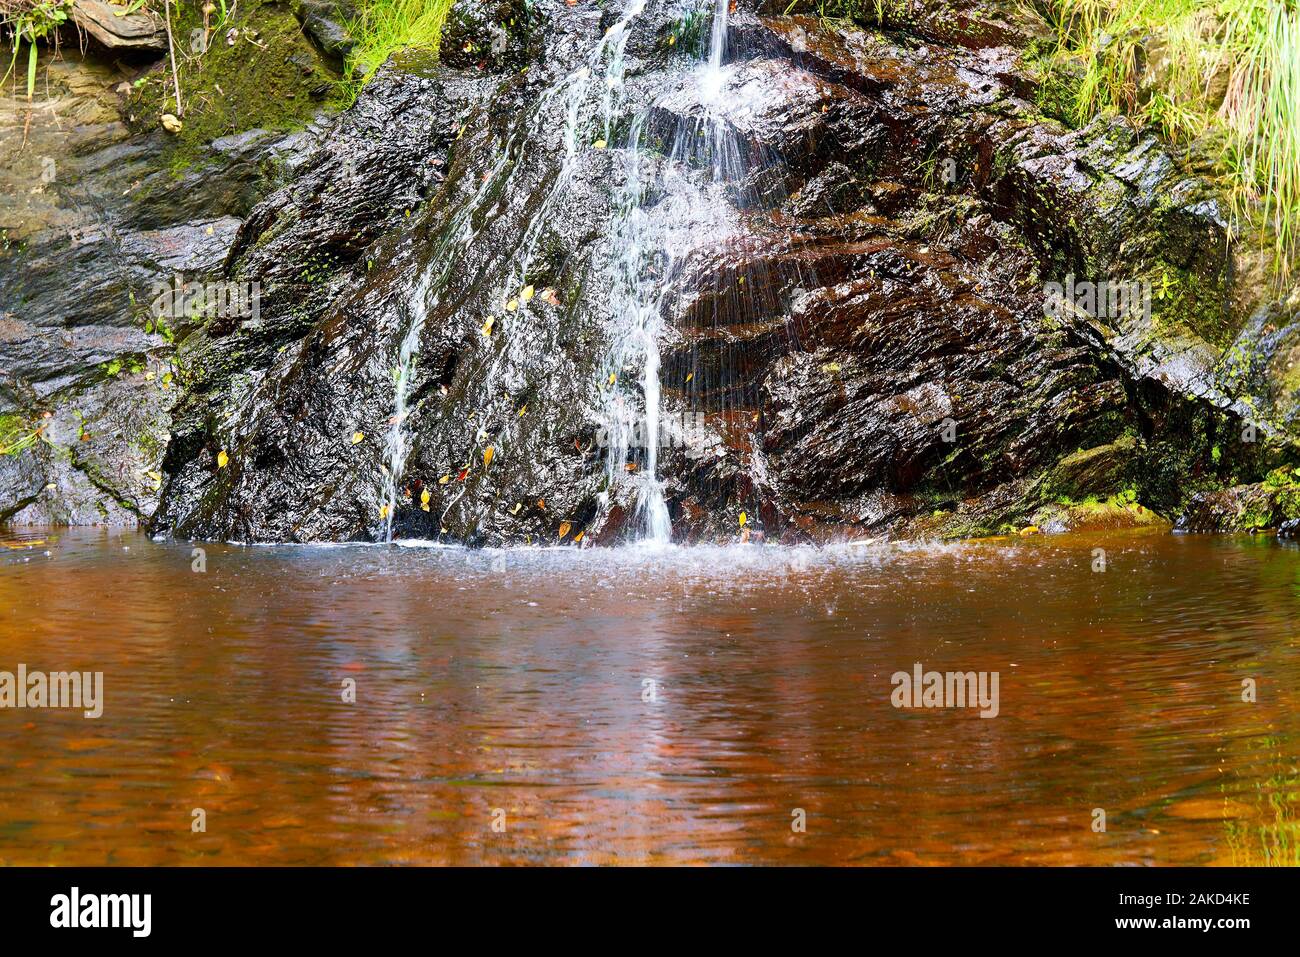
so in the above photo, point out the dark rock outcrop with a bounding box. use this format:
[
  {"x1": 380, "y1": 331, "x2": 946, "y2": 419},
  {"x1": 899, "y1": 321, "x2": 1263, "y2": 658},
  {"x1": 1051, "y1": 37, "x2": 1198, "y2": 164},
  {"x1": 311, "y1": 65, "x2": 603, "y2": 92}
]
[
  {"x1": 142, "y1": 1, "x2": 1296, "y2": 545},
  {"x1": 6, "y1": 0, "x2": 1297, "y2": 541},
  {"x1": 0, "y1": 9, "x2": 334, "y2": 524}
]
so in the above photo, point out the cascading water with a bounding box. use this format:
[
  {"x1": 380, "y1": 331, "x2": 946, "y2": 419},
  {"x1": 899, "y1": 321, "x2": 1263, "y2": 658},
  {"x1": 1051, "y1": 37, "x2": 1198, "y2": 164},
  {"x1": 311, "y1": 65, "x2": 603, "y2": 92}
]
[
  {"x1": 381, "y1": 2, "x2": 648, "y2": 542},
  {"x1": 384, "y1": 0, "x2": 764, "y2": 547},
  {"x1": 597, "y1": 0, "x2": 740, "y2": 545}
]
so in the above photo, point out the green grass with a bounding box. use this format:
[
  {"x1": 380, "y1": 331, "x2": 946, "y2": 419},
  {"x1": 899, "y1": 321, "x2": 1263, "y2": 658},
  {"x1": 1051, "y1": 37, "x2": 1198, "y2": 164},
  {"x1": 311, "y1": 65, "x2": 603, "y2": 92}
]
[
  {"x1": 342, "y1": 0, "x2": 455, "y2": 101},
  {"x1": 1027, "y1": 0, "x2": 1300, "y2": 280},
  {"x1": 1, "y1": 0, "x2": 71, "y2": 100},
  {"x1": 0, "y1": 413, "x2": 41, "y2": 457}
]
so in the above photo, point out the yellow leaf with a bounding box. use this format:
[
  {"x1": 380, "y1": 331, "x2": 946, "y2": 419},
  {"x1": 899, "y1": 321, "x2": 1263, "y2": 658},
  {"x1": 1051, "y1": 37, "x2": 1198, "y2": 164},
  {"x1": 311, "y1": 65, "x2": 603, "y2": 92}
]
[
  {"x1": 739, "y1": 512, "x2": 747, "y2": 527},
  {"x1": 379, "y1": 504, "x2": 389, "y2": 519},
  {"x1": 537, "y1": 498, "x2": 546, "y2": 510},
  {"x1": 510, "y1": 502, "x2": 522, "y2": 515},
  {"x1": 217, "y1": 450, "x2": 228, "y2": 469},
  {"x1": 421, "y1": 489, "x2": 431, "y2": 506},
  {"x1": 505, "y1": 299, "x2": 519, "y2": 312},
  {"x1": 573, "y1": 530, "x2": 584, "y2": 543},
  {"x1": 518, "y1": 405, "x2": 527, "y2": 417},
  {"x1": 686, "y1": 372, "x2": 693, "y2": 383},
  {"x1": 439, "y1": 474, "x2": 451, "y2": 485},
  {"x1": 558, "y1": 521, "x2": 572, "y2": 539},
  {"x1": 481, "y1": 316, "x2": 495, "y2": 336},
  {"x1": 483, "y1": 446, "x2": 495, "y2": 467},
  {"x1": 352, "y1": 431, "x2": 364, "y2": 444},
  {"x1": 521, "y1": 285, "x2": 535, "y2": 301},
  {"x1": 593, "y1": 139, "x2": 607, "y2": 149},
  {"x1": 608, "y1": 372, "x2": 616, "y2": 385},
  {"x1": 1019, "y1": 525, "x2": 1040, "y2": 537},
  {"x1": 421, "y1": 503, "x2": 430, "y2": 512}
]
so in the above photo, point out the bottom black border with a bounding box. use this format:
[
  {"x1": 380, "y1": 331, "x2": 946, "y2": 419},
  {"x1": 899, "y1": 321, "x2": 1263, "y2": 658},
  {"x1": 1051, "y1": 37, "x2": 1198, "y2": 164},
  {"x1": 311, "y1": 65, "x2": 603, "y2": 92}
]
[{"x1": 0, "y1": 866, "x2": 1287, "y2": 943}]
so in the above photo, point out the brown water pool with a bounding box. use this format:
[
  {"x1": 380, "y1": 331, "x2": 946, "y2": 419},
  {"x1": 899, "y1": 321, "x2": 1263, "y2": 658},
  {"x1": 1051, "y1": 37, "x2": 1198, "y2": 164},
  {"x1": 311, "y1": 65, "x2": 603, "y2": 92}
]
[{"x1": 1, "y1": 526, "x2": 1297, "y2": 865}]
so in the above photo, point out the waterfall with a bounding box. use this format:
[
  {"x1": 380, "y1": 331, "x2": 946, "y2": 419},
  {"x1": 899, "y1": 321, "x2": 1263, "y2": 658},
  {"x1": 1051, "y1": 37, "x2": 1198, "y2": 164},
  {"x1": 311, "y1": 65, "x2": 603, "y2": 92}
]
[
  {"x1": 381, "y1": 1, "x2": 648, "y2": 542},
  {"x1": 598, "y1": 0, "x2": 733, "y2": 546}
]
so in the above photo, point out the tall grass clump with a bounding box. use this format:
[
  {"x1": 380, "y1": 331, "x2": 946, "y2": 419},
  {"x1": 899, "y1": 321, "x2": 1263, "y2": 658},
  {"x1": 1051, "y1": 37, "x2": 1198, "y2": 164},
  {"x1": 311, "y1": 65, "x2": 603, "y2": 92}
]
[
  {"x1": 342, "y1": 0, "x2": 454, "y2": 101},
  {"x1": 1, "y1": 0, "x2": 71, "y2": 101},
  {"x1": 1028, "y1": 0, "x2": 1300, "y2": 279}
]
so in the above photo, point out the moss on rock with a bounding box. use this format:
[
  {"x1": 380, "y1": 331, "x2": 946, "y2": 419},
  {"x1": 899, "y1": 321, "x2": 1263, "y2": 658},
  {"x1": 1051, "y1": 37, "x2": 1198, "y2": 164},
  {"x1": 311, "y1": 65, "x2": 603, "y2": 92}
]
[{"x1": 126, "y1": 0, "x2": 346, "y2": 162}]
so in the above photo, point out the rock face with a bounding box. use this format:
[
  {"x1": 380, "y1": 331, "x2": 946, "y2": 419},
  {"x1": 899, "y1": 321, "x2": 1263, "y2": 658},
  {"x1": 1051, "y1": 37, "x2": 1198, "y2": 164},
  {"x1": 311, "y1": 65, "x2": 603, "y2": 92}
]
[
  {"x1": 1176, "y1": 467, "x2": 1300, "y2": 533},
  {"x1": 71, "y1": 0, "x2": 167, "y2": 54},
  {"x1": 0, "y1": 5, "x2": 338, "y2": 524},
  {"x1": 6, "y1": 0, "x2": 1299, "y2": 540},
  {"x1": 138, "y1": 0, "x2": 1298, "y2": 545}
]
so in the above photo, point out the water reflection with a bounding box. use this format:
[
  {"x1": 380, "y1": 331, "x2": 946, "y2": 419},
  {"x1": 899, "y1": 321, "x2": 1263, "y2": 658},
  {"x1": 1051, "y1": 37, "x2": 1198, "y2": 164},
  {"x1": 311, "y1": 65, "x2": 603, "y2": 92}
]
[{"x1": 0, "y1": 528, "x2": 1297, "y2": 864}]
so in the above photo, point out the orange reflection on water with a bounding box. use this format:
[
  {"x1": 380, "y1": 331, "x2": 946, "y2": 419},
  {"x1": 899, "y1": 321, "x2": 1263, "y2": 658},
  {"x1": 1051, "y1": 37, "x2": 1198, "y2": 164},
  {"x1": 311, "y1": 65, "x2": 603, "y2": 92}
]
[{"x1": 0, "y1": 527, "x2": 1297, "y2": 865}]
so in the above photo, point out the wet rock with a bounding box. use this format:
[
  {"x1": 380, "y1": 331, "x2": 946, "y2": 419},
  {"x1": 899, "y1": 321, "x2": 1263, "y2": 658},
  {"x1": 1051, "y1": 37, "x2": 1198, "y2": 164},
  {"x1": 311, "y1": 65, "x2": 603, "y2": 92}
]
[
  {"x1": 124, "y1": 3, "x2": 1300, "y2": 543},
  {"x1": 1040, "y1": 436, "x2": 1139, "y2": 502},
  {"x1": 1, "y1": 42, "x2": 323, "y2": 525},
  {"x1": 1175, "y1": 469, "x2": 1300, "y2": 533},
  {"x1": 293, "y1": 0, "x2": 357, "y2": 62}
]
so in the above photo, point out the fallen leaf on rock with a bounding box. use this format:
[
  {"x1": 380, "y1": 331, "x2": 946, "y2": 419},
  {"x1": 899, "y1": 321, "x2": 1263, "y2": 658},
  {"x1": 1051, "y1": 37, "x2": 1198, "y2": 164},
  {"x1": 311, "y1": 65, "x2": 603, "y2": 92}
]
[
  {"x1": 352, "y1": 431, "x2": 364, "y2": 444},
  {"x1": 161, "y1": 113, "x2": 182, "y2": 133},
  {"x1": 481, "y1": 316, "x2": 495, "y2": 336},
  {"x1": 483, "y1": 446, "x2": 495, "y2": 467},
  {"x1": 558, "y1": 521, "x2": 572, "y2": 539},
  {"x1": 511, "y1": 502, "x2": 522, "y2": 515},
  {"x1": 505, "y1": 298, "x2": 518, "y2": 312},
  {"x1": 540, "y1": 288, "x2": 561, "y2": 306},
  {"x1": 739, "y1": 512, "x2": 747, "y2": 527},
  {"x1": 217, "y1": 450, "x2": 228, "y2": 468},
  {"x1": 593, "y1": 139, "x2": 607, "y2": 149},
  {"x1": 521, "y1": 285, "x2": 535, "y2": 301},
  {"x1": 573, "y1": 531, "x2": 584, "y2": 543},
  {"x1": 439, "y1": 474, "x2": 451, "y2": 484},
  {"x1": 457, "y1": 467, "x2": 469, "y2": 482}
]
